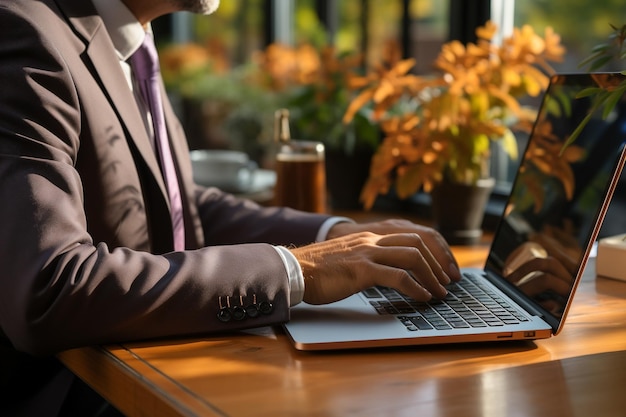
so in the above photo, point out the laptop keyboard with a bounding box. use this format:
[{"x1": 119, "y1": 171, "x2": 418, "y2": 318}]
[{"x1": 364, "y1": 273, "x2": 530, "y2": 331}]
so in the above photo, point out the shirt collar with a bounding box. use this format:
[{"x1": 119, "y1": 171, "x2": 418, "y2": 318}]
[{"x1": 91, "y1": 0, "x2": 148, "y2": 61}]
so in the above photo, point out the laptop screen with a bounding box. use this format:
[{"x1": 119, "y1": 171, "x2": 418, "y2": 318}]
[{"x1": 485, "y1": 73, "x2": 626, "y2": 324}]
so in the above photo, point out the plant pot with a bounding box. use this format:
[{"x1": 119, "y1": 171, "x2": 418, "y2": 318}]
[
  {"x1": 430, "y1": 177, "x2": 495, "y2": 245},
  {"x1": 325, "y1": 149, "x2": 373, "y2": 210},
  {"x1": 181, "y1": 98, "x2": 233, "y2": 150}
]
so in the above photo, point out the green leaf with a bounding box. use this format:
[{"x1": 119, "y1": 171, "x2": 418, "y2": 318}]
[
  {"x1": 545, "y1": 96, "x2": 563, "y2": 117},
  {"x1": 601, "y1": 84, "x2": 626, "y2": 119},
  {"x1": 500, "y1": 129, "x2": 519, "y2": 161},
  {"x1": 576, "y1": 87, "x2": 604, "y2": 98},
  {"x1": 591, "y1": 43, "x2": 611, "y2": 53},
  {"x1": 579, "y1": 50, "x2": 608, "y2": 68},
  {"x1": 589, "y1": 55, "x2": 613, "y2": 71},
  {"x1": 562, "y1": 112, "x2": 592, "y2": 152},
  {"x1": 592, "y1": 43, "x2": 611, "y2": 53},
  {"x1": 562, "y1": 90, "x2": 611, "y2": 152},
  {"x1": 473, "y1": 133, "x2": 490, "y2": 155},
  {"x1": 395, "y1": 165, "x2": 424, "y2": 198}
]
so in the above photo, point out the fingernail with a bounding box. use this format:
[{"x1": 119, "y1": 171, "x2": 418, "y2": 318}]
[{"x1": 449, "y1": 262, "x2": 461, "y2": 280}]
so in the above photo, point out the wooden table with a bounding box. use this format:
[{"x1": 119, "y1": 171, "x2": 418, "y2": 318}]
[{"x1": 58, "y1": 241, "x2": 626, "y2": 417}]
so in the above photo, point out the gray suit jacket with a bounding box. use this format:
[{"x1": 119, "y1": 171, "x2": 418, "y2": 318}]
[{"x1": 0, "y1": 0, "x2": 330, "y2": 357}]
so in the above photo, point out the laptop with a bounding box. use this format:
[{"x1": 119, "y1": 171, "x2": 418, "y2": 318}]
[{"x1": 283, "y1": 72, "x2": 626, "y2": 350}]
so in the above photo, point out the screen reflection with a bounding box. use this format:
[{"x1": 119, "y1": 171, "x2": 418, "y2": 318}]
[{"x1": 486, "y1": 73, "x2": 626, "y2": 319}]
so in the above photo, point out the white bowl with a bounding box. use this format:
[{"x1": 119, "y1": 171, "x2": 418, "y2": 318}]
[{"x1": 190, "y1": 149, "x2": 258, "y2": 192}]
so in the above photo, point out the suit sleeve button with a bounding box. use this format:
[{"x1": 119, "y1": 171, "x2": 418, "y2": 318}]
[
  {"x1": 232, "y1": 306, "x2": 246, "y2": 321},
  {"x1": 217, "y1": 307, "x2": 232, "y2": 322},
  {"x1": 245, "y1": 304, "x2": 260, "y2": 318},
  {"x1": 259, "y1": 301, "x2": 273, "y2": 314}
]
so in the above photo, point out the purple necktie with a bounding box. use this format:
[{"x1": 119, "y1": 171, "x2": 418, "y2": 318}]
[{"x1": 130, "y1": 33, "x2": 185, "y2": 251}]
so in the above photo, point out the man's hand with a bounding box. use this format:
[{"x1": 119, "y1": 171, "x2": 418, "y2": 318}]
[
  {"x1": 503, "y1": 241, "x2": 574, "y2": 314},
  {"x1": 291, "y1": 220, "x2": 461, "y2": 305}
]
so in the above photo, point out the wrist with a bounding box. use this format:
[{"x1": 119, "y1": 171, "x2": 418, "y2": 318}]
[
  {"x1": 317, "y1": 217, "x2": 354, "y2": 241},
  {"x1": 327, "y1": 221, "x2": 355, "y2": 240},
  {"x1": 273, "y1": 246, "x2": 304, "y2": 306}
]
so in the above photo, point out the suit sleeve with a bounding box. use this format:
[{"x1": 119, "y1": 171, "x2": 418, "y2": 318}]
[
  {"x1": 194, "y1": 185, "x2": 332, "y2": 247},
  {"x1": 0, "y1": 3, "x2": 304, "y2": 356}
]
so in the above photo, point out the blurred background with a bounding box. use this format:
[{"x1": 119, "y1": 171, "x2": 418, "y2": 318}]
[{"x1": 153, "y1": 0, "x2": 626, "y2": 236}]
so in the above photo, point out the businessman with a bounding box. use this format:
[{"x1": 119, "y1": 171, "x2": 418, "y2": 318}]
[{"x1": 0, "y1": 0, "x2": 460, "y2": 415}]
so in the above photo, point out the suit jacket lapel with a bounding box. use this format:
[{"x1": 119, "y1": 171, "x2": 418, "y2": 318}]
[{"x1": 54, "y1": 0, "x2": 169, "y2": 201}]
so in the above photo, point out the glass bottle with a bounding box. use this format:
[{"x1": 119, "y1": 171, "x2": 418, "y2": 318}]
[{"x1": 272, "y1": 109, "x2": 327, "y2": 213}]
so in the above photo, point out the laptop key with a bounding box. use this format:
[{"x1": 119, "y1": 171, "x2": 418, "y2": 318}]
[
  {"x1": 363, "y1": 278, "x2": 530, "y2": 329},
  {"x1": 362, "y1": 287, "x2": 382, "y2": 298},
  {"x1": 405, "y1": 316, "x2": 434, "y2": 330}
]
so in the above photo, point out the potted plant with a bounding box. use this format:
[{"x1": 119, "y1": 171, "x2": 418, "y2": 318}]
[{"x1": 342, "y1": 21, "x2": 565, "y2": 244}]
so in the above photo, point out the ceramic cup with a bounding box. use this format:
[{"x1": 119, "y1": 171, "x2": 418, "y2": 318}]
[{"x1": 190, "y1": 149, "x2": 258, "y2": 192}]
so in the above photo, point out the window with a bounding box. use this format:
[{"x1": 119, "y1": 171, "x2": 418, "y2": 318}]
[
  {"x1": 514, "y1": 0, "x2": 626, "y2": 73},
  {"x1": 490, "y1": 1, "x2": 626, "y2": 188},
  {"x1": 159, "y1": 2, "x2": 626, "y2": 223}
]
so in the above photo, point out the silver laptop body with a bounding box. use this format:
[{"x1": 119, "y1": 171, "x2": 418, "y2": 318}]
[{"x1": 284, "y1": 73, "x2": 626, "y2": 350}]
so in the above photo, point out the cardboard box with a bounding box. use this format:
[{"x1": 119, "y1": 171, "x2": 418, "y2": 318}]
[{"x1": 596, "y1": 234, "x2": 626, "y2": 282}]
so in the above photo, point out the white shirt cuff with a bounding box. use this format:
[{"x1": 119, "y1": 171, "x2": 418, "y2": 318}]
[
  {"x1": 273, "y1": 246, "x2": 305, "y2": 306},
  {"x1": 274, "y1": 217, "x2": 355, "y2": 307},
  {"x1": 315, "y1": 217, "x2": 355, "y2": 242}
]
